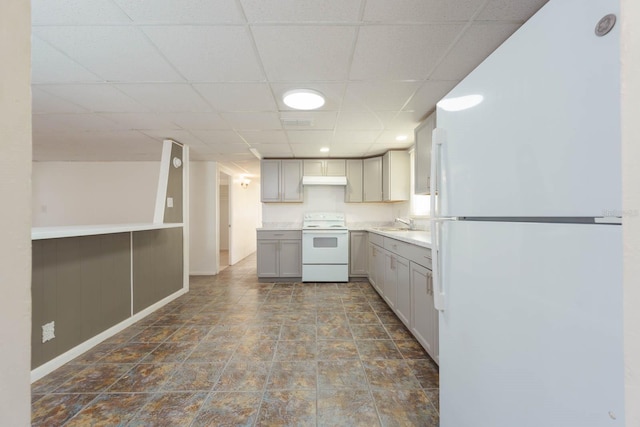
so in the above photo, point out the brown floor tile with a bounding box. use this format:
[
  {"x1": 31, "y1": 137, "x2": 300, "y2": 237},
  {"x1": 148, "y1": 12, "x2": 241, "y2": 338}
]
[
  {"x1": 162, "y1": 362, "x2": 225, "y2": 391},
  {"x1": 243, "y1": 324, "x2": 282, "y2": 340},
  {"x1": 407, "y1": 359, "x2": 440, "y2": 388},
  {"x1": 109, "y1": 363, "x2": 177, "y2": 392},
  {"x1": 31, "y1": 393, "x2": 96, "y2": 426},
  {"x1": 130, "y1": 325, "x2": 180, "y2": 343},
  {"x1": 64, "y1": 393, "x2": 150, "y2": 426},
  {"x1": 318, "y1": 360, "x2": 369, "y2": 389},
  {"x1": 69, "y1": 342, "x2": 120, "y2": 364},
  {"x1": 275, "y1": 340, "x2": 318, "y2": 361},
  {"x1": 165, "y1": 325, "x2": 213, "y2": 342},
  {"x1": 99, "y1": 342, "x2": 159, "y2": 364},
  {"x1": 280, "y1": 324, "x2": 316, "y2": 341},
  {"x1": 233, "y1": 340, "x2": 277, "y2": 361},
  {"x1": 129, "y1": 391, "x2": 208, "y2": 426},
  {"x1": 424, "y1": 388, "x2": 440, "y2": 413},
  {"x1": 372, "y1": 389, "x2": 439, "y2": 427},
  {"x1": 384, "y1": 323, "x2": 415, "y2": 340},
  {"x1": 55, "y1": 364, "x2": 132, "y2": 393},
  {"x1": 192, "y1": 391, "x2": 262, "y2": 427},
  {"x1": 267, "y1": 361, "x2": 316, "y2": 390},
  {"x1": 317, "y1": 323, "x2": 353, "y2": 340},
  {"x1": 317, "y1": 340, "x2": 360, "y2": 360},
  {"x1": 317, "y1": 389, "x2": 381, "y2": 427},
  {"x1": 351, "y1": 324, "x2": 391, "y2": 340},
  {"x1": 346, "y1": 311, "x2": 381, "y2": 324},
  {"x1": 142, "y1": 341, "x2": 197, "y2": 363},
  {"x1": 31, "y1": 363, "x2": 83, "y2": 394},
  {"x1": 215, "y1": 361, "x2": 271, "y2": 391},
  {"x1": 356, "y1": 340, "x2": 402, "y2": 359},
  {"x1": 256, "y1": 390, "x2": 316, "y2": 427},
  {"x1": 317, "y1": 312, "x2": 348, "y2": 324},
  {"x1": 187, "y1": 340, "x2": 238, "y2": 363},
  {"x1": 363, "y1": 360, "x2": 422, "y2": 390},
  {"x1": 395, "y1": 339, "x2": 430, "y2": 359},
  {"x1": 205, "y1": 325, "x2": 249, "y2": 341}
]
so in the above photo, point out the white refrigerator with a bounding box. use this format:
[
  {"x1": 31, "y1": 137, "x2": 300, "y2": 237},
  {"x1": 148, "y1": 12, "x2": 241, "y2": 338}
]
[{"x1": 430, "y1": 0, "x2": 625, "y2": 426}]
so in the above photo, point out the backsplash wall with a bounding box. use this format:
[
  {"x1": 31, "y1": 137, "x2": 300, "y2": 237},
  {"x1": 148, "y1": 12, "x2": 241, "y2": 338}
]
[{"x1": 261, "y1": 186, "x2": 410, "y2": 227}]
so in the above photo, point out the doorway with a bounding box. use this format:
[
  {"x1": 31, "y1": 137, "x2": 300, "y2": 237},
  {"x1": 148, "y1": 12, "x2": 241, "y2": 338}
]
[{"x1": 219, "y1": 171, "x2": 231, "y2": 271}]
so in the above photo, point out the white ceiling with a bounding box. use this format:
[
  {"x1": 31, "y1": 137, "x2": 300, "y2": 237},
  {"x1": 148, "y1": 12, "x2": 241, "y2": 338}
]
[{"x1": 31, "y1": 0, "x2": 548, "y2": 176}]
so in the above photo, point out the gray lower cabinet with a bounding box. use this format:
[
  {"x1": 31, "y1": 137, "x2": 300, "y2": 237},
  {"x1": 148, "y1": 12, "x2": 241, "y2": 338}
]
[
  {"x1": 349, "y1": 231, "x2": 368, "y2": 277},
  {"x1": 257, "y1": 230, "x2": 302, "y2": 278},
  {"x1": 410, "y1": 261, "x2": 439, "y2": 364}
]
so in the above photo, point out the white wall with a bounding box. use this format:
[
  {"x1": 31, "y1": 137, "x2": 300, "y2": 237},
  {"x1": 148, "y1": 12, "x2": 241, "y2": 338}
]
[
  {"x1": 229, "y1": 172, "x2": 261, "y2": 264},
  {"x1": 0, "y1": 0, "x2": 31, "y2": 424},
  {"x1": 621, "y1": 0, "x2": 640, "y2": 423},
  {"x1": 32, "y1": 162, "x2": 160, "y2": 226},
  {"x1": 262, "y1": 186, "x2": 409, "y2": 226},
  {"x1": 189, "y1": 161, "x2": 218, "y2": 275}
]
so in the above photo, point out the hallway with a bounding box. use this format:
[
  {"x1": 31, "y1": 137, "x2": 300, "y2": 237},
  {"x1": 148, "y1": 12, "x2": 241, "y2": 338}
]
[{"x1": 31, "y1": 253, "x2": 439, "y2": 426}]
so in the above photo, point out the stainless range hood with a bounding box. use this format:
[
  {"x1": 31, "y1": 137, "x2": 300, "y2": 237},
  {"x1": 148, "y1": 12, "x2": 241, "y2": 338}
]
[{"x1": 302, "y1": 176, "x2": 348, "y2": 186}]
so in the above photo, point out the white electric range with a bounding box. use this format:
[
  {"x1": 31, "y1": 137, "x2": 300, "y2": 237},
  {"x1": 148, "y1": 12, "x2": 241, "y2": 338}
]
[{"x1": 301, "y1": 212, "x2": 349, "y2": 282}]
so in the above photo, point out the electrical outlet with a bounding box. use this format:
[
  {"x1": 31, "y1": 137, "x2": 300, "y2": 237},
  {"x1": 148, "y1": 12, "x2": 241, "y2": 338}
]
[{"x1": 42, "y1": 321, "x2": 55, "y2": 343}]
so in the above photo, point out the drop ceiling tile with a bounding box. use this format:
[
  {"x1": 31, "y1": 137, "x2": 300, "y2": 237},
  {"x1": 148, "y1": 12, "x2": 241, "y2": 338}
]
[
  {"x1": 252, "y1": 26, "x2": 356, "y2": 81},
  {"x1": 342, "y1": 81, "x2": 421, "y2": 111},
  {"x1": 115, "y1": 84, "x2": 211, "y2": 112},
  {"x1": 32, "y1": 87, "x2": 89, "y2": 114},
  {"x1": 375, "y1": 130, "x2": 416, "y2": 145},
  {"x1": 332, "y1": 130, "x2": 382, "y2": 145},
  {"x1": 205, "y1": 143, "x2": 250, "y2": 155},
  {"x1": 430, "y1": 23, "x2": 521, "y2": 80},
  {"x1": 271, "y1": 83, "x2": 345, "y2": 111},
  {"x1": 237, "y1": 130, "x2": 288, "y2": 145},
  {"x1": 366, "y1": 144, "x2": 397, "y2": 156},
  {"x1": 328, "y1": 143, "x2": 373, "y2": 157},
  {"x1": 31, "y1": 37, "x2": 103, "y2": 84},
  {"x1": 240, "y1": 0, "x2": 362, "y2": 22},
  {"x1": 477, "y1": 0, "x2": 549, "y2": 21},
  {"x1": 286, "y1": 130, "x2": 333, "y2": 145},
  {"x1": 215, "y1": 153, "x2": 257, "y2": 161},
  {"x1": 140, "y1": 129, "x2": 207, "y2": 146},
  {"x1": 376, "y1": 111, "x2": 421, "y2": 130},
  {"x1": 190, "y1": 130, "x2": 247, "y2": 145},
  {"x1": 335, "y1": 111, "x2": 384, "y2": 131},
  {"x1": 279, "y1": 112, "x2": 338, "y2": 130},
  {"x1": 97, "y1": 113, "x2": 182, "y2": 130},
  {"x1": 114, "y1": 0, "x2": 244, "y2": 24},
  {"x1": 291, "y1": 144, "x2": 331, "y2": 157},
  {"x1": 350, "y1": 24, "x2": 463, "y2": 80},
  {"x1": 403, "y1": 80, "x2": 458, "y2": 117},
  {"x1": 169, "y1": 112, "x2": 231, "y2": 130},
  {"x1": 143, "y1": 26, "x2": 264, "y2": 82},
  {"x1": 38, "y1": 84, "x2": 148, "y2": 112},
  {"x1": 34, "y1": 26, "x2": 184, "y2": 82},
  {"x1": 31, "y1": 0, "x2": 133, "y2": 25},
  {"x1": 193, "y1": 83, "x2": 277, "y2": 112},
  {"x1": 32, "y1": 113, "x2": 122, "y2": 133},
  {"x1": 247, "y1": 143, "x2": 293, "y2": 157},
  {"x1": 363, "y1": 0, "x2": 484, "y2": 22},
  {"x1": 219, "y1": 112, "x2": 282, "y2": 130}
]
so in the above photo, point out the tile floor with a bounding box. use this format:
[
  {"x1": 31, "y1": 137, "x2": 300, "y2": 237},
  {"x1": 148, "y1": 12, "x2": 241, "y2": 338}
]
[{"x1": 31, "y1": 253, "x2": 439, "y2": 426}]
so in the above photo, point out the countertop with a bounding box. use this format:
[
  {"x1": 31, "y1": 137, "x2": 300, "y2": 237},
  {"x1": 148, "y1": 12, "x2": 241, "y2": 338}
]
[
  {"x1": 366, "y1": 228, "x2": 432, "y2": 249},
  {"x1": 32, "y1": 223, "x2": 183, "y2": 240}
]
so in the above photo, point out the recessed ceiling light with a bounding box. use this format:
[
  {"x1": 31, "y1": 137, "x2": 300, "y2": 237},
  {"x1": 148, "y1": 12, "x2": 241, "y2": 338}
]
[
  {"x1": 395, "y1": 135, "x2": 408, "y2": 141},
  {"x1": 320, "y1": 147, "x2": 330, "y2": 153},
  {"x1": 283, "y1": 89, "x2": 325, "y2": 110}
]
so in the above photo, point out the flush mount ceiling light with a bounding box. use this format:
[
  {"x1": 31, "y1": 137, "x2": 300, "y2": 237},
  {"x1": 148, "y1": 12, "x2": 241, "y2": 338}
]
[
  {"x1": 283, "y1": 89, "x2": 325, "y2": 110},
  {"x1": 395, "y1": 135, "x2": 408, "y2": 142},
  {"x1": 320, "y1": 147, "x2": 330, "y2": 153}
]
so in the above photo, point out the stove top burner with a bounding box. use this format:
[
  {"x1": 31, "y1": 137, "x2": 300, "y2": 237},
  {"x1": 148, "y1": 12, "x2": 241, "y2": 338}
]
[{"x1": 302, "y1": 212, "x2": 347, "y2": 231}]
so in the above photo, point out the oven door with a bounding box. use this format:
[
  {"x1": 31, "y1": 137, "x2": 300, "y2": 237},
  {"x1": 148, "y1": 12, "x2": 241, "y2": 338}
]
[{"x1": 302, "y1": 230, "x2": 349, "y2": 264}]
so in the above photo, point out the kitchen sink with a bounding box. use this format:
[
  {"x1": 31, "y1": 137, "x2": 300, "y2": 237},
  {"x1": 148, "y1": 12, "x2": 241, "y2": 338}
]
[{"x1": 372, "y1": 227, "x2": 412, "y2": 232}]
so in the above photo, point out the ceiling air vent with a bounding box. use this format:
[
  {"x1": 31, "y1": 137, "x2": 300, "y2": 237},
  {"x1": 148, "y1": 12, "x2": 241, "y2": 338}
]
[{"x1": 281, "y1": 118, "x2": 314, "y2": 128}]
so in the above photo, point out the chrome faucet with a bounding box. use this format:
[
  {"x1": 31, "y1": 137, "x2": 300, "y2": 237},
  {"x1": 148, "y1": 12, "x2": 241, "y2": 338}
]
[{"x1": 395, "y1": 217, "x2": 414, "y2": 229}]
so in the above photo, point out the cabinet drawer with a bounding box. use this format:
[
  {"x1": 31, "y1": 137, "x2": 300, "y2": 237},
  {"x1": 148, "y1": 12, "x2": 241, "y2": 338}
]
[
  {"x1": 257, "y1": 230, "x2": 301, "y2": 240},
  {"x1": 384, "y1": 237, "x2": 432, "y2": 268},
  {"x1": 368, "y1": 232, "x2": 384, "y2": 247}
]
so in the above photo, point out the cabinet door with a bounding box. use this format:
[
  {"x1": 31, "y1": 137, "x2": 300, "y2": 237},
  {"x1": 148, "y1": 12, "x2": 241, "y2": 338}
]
[
  {"x1": 363, "y1": 156, "x2": 382, "y2": 202},
  {"x1": 279, "y1": 239, "x2": 302, "y2": 277},
  {"x1": 257, "y1": 240, "x2": 279, "y2": 277},
  {"x1": 349, "y1": 231, "x2": 368, "y2": 276},
  {"x1": 375, "y1": 246, "x2": 386, "y2": 295},
  {"x1": 395, "y1": 255, "x2": 411, "y2": 326},
  {"x1": 414, "y1": 112, "x2": 434, "y2": 195},
  {"x1": 261, "y1": 160, "x2": 281, "y2": 202},
  {"x1": 281, "y1": 160, "x2": 303, "y2": 202},
  {"x1": 383, "y1": 251, "x2": 397, "y2": 309},
  {"x1": 303, "y1": 159, "x2": 324, "y2": 176},
  {"x1": 325, "y1": 159, "x2": 346, "y2": 176},
  {"x1": 410, "y1": 262, "x2": 438, "y2": 363},
  {"x1": 383, "y1": 150, "x2": 409, "y2": 201},
  {"x1": 345, "y1": 159, "x2": 363, "y2": 203}
]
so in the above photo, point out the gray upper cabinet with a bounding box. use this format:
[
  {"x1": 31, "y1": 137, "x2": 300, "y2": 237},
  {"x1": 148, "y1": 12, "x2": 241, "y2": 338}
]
[
  {"x1": 303, "y1": 159, "x2": 346, "y2": 176},
  {"x1": 345, "y1": 159, "x2": 363, "y2": 203},
  {"x1": 382, "y1": 150, "x2": 410, "y2": 201},
  {"x1": 261, "y1": 159, "x2": 303, "y2": 203},
  {"x1": 414, "y1": 112, "x2": 435, "y2": 195},
  {"x1": 363, "y1": 156, "x2": 383, "y2": 202}
]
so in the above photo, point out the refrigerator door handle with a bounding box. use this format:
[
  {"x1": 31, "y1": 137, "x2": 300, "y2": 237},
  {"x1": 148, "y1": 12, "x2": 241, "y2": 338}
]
[{"x1": 431, "y1": 128, "x2": 448, "y2": 311}]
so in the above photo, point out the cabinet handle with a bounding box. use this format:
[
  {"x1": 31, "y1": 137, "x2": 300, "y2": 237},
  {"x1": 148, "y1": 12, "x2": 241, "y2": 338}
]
[{"x1": 392, "y1": 244, "x2": 398, "y2": 250}]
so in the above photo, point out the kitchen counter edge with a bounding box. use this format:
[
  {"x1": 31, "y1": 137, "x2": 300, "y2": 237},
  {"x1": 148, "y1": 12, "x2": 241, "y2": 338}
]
[{"x1": 32, "y1": 223, "x2": 184, "y2": 240}]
